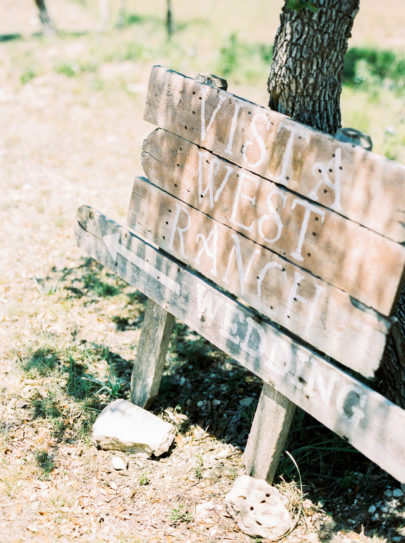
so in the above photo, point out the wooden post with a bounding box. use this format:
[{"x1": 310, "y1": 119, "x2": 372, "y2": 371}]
[
  {"x1": 130, "y1": 299, "x2": 174, "y2": 408},
  {"x1": 243, "y1": 384, "x2": 296, "y2": 484}
]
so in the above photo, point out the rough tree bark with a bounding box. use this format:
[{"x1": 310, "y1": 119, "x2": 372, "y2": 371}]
[
  {"x1": 268, "y1": 0, "x2": 405, "y2": 408},
  {"x1": 34, "y1": 0, "x2": 55, "y2": 33},
  {"x1": 377, "y1": 291, "x2": 405, "y2": 408},
  {"x1": 268, "y1": 0, "x2": 359, "y2": 134}
]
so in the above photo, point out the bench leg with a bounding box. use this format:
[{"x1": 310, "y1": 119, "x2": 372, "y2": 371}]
[
  {"x1": 130, "y1": 298, "x2": 175, "y2": 408},
  {"x1": 243, "y1": 383, "x2": 296, "y2": 484}
]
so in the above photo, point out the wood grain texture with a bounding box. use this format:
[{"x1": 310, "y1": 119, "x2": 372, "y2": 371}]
[
  {"x1": 144, "y1": 65, "x2": 405, "y2": 243},
  {"x1": 75, "y1": 204, "x2": 405, "y2": 483},
  {"x1": 142, "y1": 129, "x2": 405, "y2": 316},
  {"x1": 130, "y1": 298, "x2": 174, "y2": 409},
  {"x1": 243, "y1": 384, "x2": 296, "y2": 484},
  {"x1": 127, "y1": 176, "x2": 391, "y2": 376}
]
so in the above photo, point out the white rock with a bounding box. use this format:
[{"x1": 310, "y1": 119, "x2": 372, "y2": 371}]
[
  {"x1": 225, "y1": 475, "x2": 292, "y2": 540},
  {"x1": 111, "y1": 456, "x2": 126, "y2": 470},
  {"x1": 92, "y1": 399, "x2": 175, "y2": 457}
]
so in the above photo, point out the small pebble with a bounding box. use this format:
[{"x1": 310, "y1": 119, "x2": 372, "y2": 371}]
[
  {"x1": 239, "y1": 397, "x2": 254, "y2": 407},
  {"x1": 112, "y1": 456, "x2": 126, "y2": 470},
  {"x1": 393, "y1": 488, "x2": 403, "y2": 498},
  {"x1": 368, "y1": 505, "x2": 376, "y2": 514}
]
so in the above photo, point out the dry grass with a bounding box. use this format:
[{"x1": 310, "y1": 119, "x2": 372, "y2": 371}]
[{"x1": 0, "y1": 1, "x2": 404, "y2": 541}]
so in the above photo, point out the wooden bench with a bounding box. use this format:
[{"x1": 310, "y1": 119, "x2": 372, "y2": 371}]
[{"x1": 75, "y1": 65, "x2": 405, "y2": 484}]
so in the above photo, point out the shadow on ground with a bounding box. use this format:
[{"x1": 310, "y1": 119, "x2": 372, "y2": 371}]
[{"x1": 28, "y1": 257, "x2": 404, "y2": 541}]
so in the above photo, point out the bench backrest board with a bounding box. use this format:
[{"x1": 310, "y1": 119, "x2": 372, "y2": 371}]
[{"x1": 76, "y1": 66, "x2": 405, "y2": 483}]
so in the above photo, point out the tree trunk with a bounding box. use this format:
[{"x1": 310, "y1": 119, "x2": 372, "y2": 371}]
[
  {"x1": 268, "y1": 0, "x2": 405, "y2": 408},
  {"x1": 166, "y1": 0, "x2": 173, "y2": 38},
  {"x1": 268, "y1": 0, "x2": 359, "y2": 135},
  {"x1": 34, "y1": 0, "x2": 55, "y2": 33},
  {"x1": 377, "y1": 290, "x2": 405, "y2": 408}
]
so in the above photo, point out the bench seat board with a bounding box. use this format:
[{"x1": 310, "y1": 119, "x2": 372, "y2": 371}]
[
  {"x1": 126, "y1": 176, "x2": 390, "y2": 376},
  {"x1": 75, "y1": 204, "x2": 405, "y2": 483},
  {"x1": 144, "y1": 66, "x2": 405, "y2": 244},
  {"x1": 142, "y1": 128, "x2": 405, "y2": 316}
]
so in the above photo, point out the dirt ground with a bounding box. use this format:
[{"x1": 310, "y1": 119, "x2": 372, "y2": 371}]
[{"x1": 0, "y1": 1, "x2": 404, "y2": 542}]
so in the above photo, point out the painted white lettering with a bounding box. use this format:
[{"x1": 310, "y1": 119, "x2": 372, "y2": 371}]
[
  {"x1": 197, "y1": 150, "x2": 218, "y2": 209},
  {"x1": 194, "y1": 224, "x2": 218, "y2": 276},
  {"x1": 258, "y1": 188, "x2": 288, "y2": 244},
  {"x1": 267, "y1": 340, "x2": 292, "y2": 376},
  {"x1": 230, "y1": 172, "x2": 259, "y2": 233},
  {"x1": 223, "y1": 234, "x2": 260, "y2": 294},
  {"x1": 305, "y1": 368, "x2": 340, "y2": 405},
  {"x1": 336, "y1": 385, "x2": 366, "y2": 426},
  {"x1": 256, "y1": 261, "x2": 284, "y2": 301},
  {"x1": 285, "y1": 271, "x2": 305, "y2": 318},
  {"x1": 168, "y1": 204, "x2": 191, "y2": 259},
  {"x1": 242, "y1": 113, "x2": 271, "y2": 168},
  {"x1": 308, "y1": 148, "x2": 343, "y2": 212},
  {"x1": 305, "y1": 284, "x2": 325, "y2": 334},
  {"x1": 196, "y1": 284, "x2": 222, "y2": 324},
  {"x1": 291, "y1": 350, "x2": 311, "y2": 390},
  {"x1": 277, "y1": 124, "x2": 310, "y2": 185},
  {"x1": 219, "y1": 303, "x2": 245, "y2": 346},
  {"x1": 214, "y1": 164, "x2": 234, "y2": 204},
  {"x1": 200, "y1": 86, "x2": 226, "y2": 142},
  {"x1": 240, "y1": 317, "x2": 267, "y2": 358},
  {"x1": 290, "y1": 198, "x2": 325, "y2": 261},
  {"x1": 285, "y1": 272, "x2": 324, "y2": 330},
  {"x1": 224, "y1": 101, "x2": 243, "y2": 156},
  {"x1": 197, "y1": 150, "x2": 234, "y2": 209}
]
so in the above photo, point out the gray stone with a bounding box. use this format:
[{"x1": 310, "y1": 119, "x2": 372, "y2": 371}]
[
  {"x1": 225, "y1": 475, "x2": 292, "y2": 540},
  {"x1": 92, "y1": 399, "x2": 175, "y2": 457}
]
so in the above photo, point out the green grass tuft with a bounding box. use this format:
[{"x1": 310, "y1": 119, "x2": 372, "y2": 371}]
[
  {"x1": 20, "y1": 67, "x2": 37, "y2": 84},
  {"x1": 170, "y1": 504, "x2": 193, "y2": 524},
  {"x1": 35, "y1": 450, "x2": 56, "y2": 478},
  {"x1": 22, "y1": 346, "x2": 60, "y2": 377}
]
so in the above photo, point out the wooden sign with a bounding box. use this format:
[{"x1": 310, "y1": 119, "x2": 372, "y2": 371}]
[
  {"x1": 127, "y1": 176, "x2": 391, "y2": 376},
  {"x1": 76, "y1": 67, "x2": 405, "y2": 485},
  {"x1": 76, "y1": 204, "x2": 405, "y2": 484},
  {"x1": 142, "y1": 129, "x2": 405, "y2": 316},
  {"x1": 144, "y1": 65, "x2": 405, "y2": 243}
]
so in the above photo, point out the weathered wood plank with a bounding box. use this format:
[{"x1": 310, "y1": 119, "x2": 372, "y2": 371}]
[
  {"x1": 130, "y1": 298, "x2": 175, "y2": 408},
  {"x1": 144, "y1": 65, "x2": 405, "y2": 243},
  {"x1": 243, "y1": 384, "x2": 296, "y2": 484},
  {"x1": 142, "y1": 128, "x2": 405, "y2": 316},
  {"x1": 126, "y1": 176, "x2": 391, "y2": 376},
  {"x1": 75, "y1": 204, "x2": 405, "y2": 483}
]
